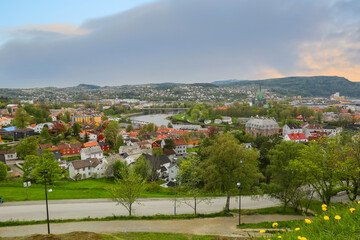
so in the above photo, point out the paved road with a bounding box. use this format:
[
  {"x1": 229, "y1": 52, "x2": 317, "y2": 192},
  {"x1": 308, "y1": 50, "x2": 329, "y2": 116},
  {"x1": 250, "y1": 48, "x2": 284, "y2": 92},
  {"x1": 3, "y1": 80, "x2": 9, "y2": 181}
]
[
  {"x1": 0, "y1": 214, "x2": 307, "y2": 238},
  {"x1": 0, "y1": 196, "x2": 280, "y2": 222}
]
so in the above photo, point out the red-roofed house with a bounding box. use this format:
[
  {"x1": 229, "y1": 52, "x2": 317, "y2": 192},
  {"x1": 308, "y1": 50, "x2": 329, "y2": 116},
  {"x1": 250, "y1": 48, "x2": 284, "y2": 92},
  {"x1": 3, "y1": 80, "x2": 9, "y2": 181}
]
[
  {"x1": 284, "y1": 133, "x2": 308, "y2": 143},
  {"x1": 173, "y1": 137, "x2": 187, "y2": 155},
  {"x1": 84, "y1": 141, "x2": 99, "y2": 148},
  {"x1": 58, "y1": 142, "x2": 81, "y2": 156}
]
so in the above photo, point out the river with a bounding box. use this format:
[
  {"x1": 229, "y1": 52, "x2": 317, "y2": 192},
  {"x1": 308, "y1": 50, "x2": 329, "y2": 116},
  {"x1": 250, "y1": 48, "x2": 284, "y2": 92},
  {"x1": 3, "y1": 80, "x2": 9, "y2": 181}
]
[{"x1": 129, "y1": 114, "x2": 205, "y2": 130}]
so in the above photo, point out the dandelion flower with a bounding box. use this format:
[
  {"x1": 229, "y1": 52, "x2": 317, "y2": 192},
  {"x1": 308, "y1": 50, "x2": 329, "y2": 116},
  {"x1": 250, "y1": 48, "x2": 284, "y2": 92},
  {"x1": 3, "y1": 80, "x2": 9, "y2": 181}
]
[
  {"x1": 300, "y1": 237, "x2": 307, "y2": 240},
  {"x1": 295, "y1": 227, "x2": 300, "y2": 231},
  {"x1": 324, "y1": 215, "x2": 329, "y2": 220},
  {"x1": 260, "y1": 230, "x2": 266, "y2": 233},
  {"x1": 297, "y1": 236, "x2": 302, "y2": 240},
  {"x1": 322, "y1": 204, "x2": 327, "y2": 208},
  {"x1": 305, "y1": 218, "x2": 312, "y2": 224},
  {"x1": 335, "y1": 215, "x2": 341, "y2": 220},
  {"x1": 278, "y1": 236, "x2": 282, "y2": 239},
  {"x1": 322, "y1": 207, "x2": 327, "y2": 211},
  {"x1": 358, "y1": 200, "x2": 360, "y2": 204},
  {"x1": 350, "y1": 208, "x2": 355, "y2": 213},
  {"x1": 272, "y1": 222, "x2": 279, "y2": 228}
]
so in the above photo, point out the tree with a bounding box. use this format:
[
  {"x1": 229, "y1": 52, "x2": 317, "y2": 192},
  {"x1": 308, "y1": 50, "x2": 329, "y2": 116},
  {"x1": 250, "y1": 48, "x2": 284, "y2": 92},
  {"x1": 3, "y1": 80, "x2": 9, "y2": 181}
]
[
  {"x1": 265, "y1": 141, "x2": 307, "y2": 211},
  {"x1": 40, "y1": 125, "x2": 50, "y2": 139},
  {"x1": 13, "y1": 107, "x2": 31, "y2": 129},
  {"x1": 0, "y1": 162, "x2": 7, "y2": 181},
  {"x1": 32, "y1": 149, "x2": 63, "y2": 184},
  {"x1": 72, "y1": 123, "x2": 81, "y2": 136},
  {"x1": 152, "y1": 147, "x2": 163, "y2": 156},
  {"x1": 16, "y1": 136, "x2": 39, "y2": 159},
  {"x1": 297, "y1": 106, "x2": 314, "y2": 119},
  {"x1": 126, "y1": 124, "x2": 134, "y2": 132},
  {"x1": 133, "y1": 155, "x2": 150, "y2": 181},
  {"x1": 164, "y1": 139, "x2": 175, "y2": 150},
  {"x1": 22, "y1": 155, "x2": 40, "y2": 182},
  {"x1": 200, "y1": 134, "x2": 263, "y2": 211},
  {"x1": 51, "y1": 122, "x2": 67, "y2": 135},
  {"x1": 104, "y1": 121, "x2": 120, "y2": 148},
  {"x1": 112, "y1": 160, "x2": 128, "y2": 179},
  {"x1": 179, "y1": 156, "x2": 211, "y2": 215},
  {"x1": 291, "y1": 138, "x2": 343, "y2": 205},
  {"x1": 108, "y1": 168, "x2": 145, "y2": 216},
  {"x1": 167, "y1": 122, "x2": 173, "y2": 128},
  {"x1": 115, "y1": 135, "x2": 125, "y2": 151}
]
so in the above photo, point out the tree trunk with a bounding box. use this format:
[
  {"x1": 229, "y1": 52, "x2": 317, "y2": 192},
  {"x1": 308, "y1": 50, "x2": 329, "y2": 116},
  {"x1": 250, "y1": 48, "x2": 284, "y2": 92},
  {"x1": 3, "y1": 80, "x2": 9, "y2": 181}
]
[
  {"x1": 194, "y1": 197, "x2": 197, "y2": 215},
  {"x1": 129, "y1": 203, "x2": 132, "y2": 216},
  {"x1": 225, "y1": 192, "x2": 231, "y2": 212}
]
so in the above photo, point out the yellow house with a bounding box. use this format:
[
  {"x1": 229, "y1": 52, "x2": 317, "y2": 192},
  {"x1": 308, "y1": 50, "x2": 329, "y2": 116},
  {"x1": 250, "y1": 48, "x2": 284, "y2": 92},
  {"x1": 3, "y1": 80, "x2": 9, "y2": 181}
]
[{"x1": 71, "y1": 115, "x2": 102, "y2": 124}]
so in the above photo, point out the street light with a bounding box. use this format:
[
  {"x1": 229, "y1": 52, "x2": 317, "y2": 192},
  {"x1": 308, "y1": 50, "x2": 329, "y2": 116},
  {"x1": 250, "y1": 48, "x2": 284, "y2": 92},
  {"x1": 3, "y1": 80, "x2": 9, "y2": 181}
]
[
  {"x1": 41, "y1": 170, "x2": 50, "y2": 234},
  {"x1": 237, "y1": 182, "x2": 242, "y2": 225},
  {"x1": 174, "y1": 179, "x2": 177, "y2": 216}
]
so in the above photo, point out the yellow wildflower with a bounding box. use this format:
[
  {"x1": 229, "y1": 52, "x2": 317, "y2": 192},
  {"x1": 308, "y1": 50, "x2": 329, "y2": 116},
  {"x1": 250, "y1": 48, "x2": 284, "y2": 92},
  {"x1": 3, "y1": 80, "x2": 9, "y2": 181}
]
[
  {"x1": 304, "y1": 218, "x2": 312, "y2": 224},
  {"x1": 324, "y1": 215, "x2": 329, "y2": 220},
  {"x1": 358, "y1": 200, "x2": 360, "y2": 204},
  {"x1": 300, "y1": 237, "x2": 307, "y2": 240},
  {"x1": 272, "y1": 222, "x2": 279, "y2": 228},
  {"x1": 322, "y1": 207, "x2": 327, "y2": 211},
  {"x1": 335, "y1": 215, "x2": 341, "y2": 220},
  {"x1": 322, "y1": 204, "x2": 327, "y2": 208},
  {"x1": 297, "y1": 236, "x2": 302, "y2": 239},
  {"x1": 315, "y1": 214, "x2": 318, "y2": 216},
  {"x1": 260, "y1": 230, "x2": 266, "y2": 233},
  {"x1": 278, "y1": 236, "x2": 282, "y2": 239},
  {"x1": 295, "y1": 227, "x2": 300, "y2": 231},
  {"x1": 350, "y1": 208, "x2": 355, "y2": 213}
]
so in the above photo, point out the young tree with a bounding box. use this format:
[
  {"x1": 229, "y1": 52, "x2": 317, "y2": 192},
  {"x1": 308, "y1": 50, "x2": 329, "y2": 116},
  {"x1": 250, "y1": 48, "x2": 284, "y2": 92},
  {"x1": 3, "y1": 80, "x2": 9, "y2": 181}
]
[
  {"x1": 164, "y1": 139, "x2": 175, "y2": 150},
  {"x1": 133, "y1": 155, "x2": 150, "y2": 181},
  {"x1": 291, "y1": 138, "x2": 343, "y2": 205},
  {"x1": 32, "y1": 149, "x2": 63, "y2": 184},
  {"x1": 13, "y1": 107, "x2": 31, "y2": 128},
  {"x1": 152, "y1": 147, "x2": 163, "y2": 156},
  {"x1": 112, "y1": 160, "x2": 128, "y2": 179},
  {"x1": 104, "y1": 121, "x2": 120, "y2": 148},
  {"x1": 0, "y1": 162, "x2": 7, "y2": 181},
  {"x1": 72, "y1": 123, "x2": 81, "y2": 137},
  {"x1": 22, "y1": 155, "x2": 40, "y2": 182},
  {"x1": 179, "y1": 156, "x2": 211, "y2": 215},
  {"x1": 16, "y1": 136, "x2": 39, "y2": 159},
  {"x1": 108, "y1": 168, "x2": 145, "y2": 216},
  {"x1": 40, "y1": 125, "x2": 50, "y2": 139},
  {"x1": 265, "y1": 141, "x2": 307, "y2": 211},
  {"x1": 201, "y1": 134, "x2": 263, "y2": 212},
  {"x1": 126, "y1": 124, "x2": 134, "y2": 132}
]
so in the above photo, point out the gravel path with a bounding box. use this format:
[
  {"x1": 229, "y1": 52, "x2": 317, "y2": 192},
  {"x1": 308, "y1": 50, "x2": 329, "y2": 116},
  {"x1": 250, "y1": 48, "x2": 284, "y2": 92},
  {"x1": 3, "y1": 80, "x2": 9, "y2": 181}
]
[{"x1": 0, "y1": 214, "x2": 307, "y2": 238}]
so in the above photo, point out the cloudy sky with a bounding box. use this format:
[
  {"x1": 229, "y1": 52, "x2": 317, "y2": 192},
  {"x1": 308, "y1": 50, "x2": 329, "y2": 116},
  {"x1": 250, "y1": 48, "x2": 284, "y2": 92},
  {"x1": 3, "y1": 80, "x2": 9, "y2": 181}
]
[{"x1": 0, "y1": 0, "x2": 359, "y2": 88}]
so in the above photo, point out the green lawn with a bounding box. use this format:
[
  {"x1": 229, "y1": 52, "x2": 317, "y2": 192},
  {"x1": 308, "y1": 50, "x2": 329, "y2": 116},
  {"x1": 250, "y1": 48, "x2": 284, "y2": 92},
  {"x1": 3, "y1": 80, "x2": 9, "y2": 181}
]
[
  {"x1": 230, "y1": 206, "x2": 313, "y2": 216},
  {"x1": 0, "y1": 178, "x2": 197, "y2": 202}
]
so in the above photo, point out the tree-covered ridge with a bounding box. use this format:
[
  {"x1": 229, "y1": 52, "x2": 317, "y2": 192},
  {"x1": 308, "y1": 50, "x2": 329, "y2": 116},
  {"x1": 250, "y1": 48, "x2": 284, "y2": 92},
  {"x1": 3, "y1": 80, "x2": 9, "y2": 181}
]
[{"x1": 219, "y1": 76, "x2": 360, "y2": 97}]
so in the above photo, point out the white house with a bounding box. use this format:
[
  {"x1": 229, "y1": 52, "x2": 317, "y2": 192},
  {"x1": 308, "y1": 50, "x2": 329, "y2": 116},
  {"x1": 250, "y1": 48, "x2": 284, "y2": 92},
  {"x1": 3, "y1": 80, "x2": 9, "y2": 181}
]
[
  {"x1": 173, "y1": 138, "x2": 187, "y2": 156},
  {"x1": 282, "y1": 123, "x2": 303, "y2": 136},
  {"x1": 214, "y1": 119, "x2": 222, "y2": 124},
  {"x1": 0, "y1": 150, "x2": 17, "y2": 161},
  {"x1": 222, "y1": 116, "x2": 232, "y2": 124},
  {"x1": 284, "y1": 133, "x2": 308, "y2": 143},
  {"x1": 32, "y1": 123, "x2": 54, "y2": 134},
  {"x1": 68, "y1": 158, "x2": 108, "y2": 180},
  {"x1": 168, "y1": 162, "x2": 179, "y2": 182},
  {"x1": 80, "y1": 146, "x2": 103, "y2": 160},
  {"x1": 204, "y1": 119, "x2": 211, "y2": 124}
]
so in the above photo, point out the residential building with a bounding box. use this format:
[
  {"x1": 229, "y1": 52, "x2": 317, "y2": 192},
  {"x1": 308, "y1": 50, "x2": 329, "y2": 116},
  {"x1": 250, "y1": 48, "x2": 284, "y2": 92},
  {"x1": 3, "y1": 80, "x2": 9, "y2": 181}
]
[
  {"x1": 32, "y1": 123, "x2": 54, "y2": 134},
  {"x1": 68, "y1": 158, "x2": 108, "y2": 180},
  {"x1": 80, "y1": 145, "x2": 103, "y2": 160},
  {"x1": 284, "y1": 133, "x2": 308, "y2": 143},
  {"x1": 0, "y1": 150, "x2": 17, "y2": 161},
  {"x1": 282, "y1": 123, "x2": 303, "y2": 136},
  {"x1": 245, "y1": 116, "x2": 279, "y2": 137},
  {"x1": 98, "y1": 141, "x2": 111, "y2": 152},
  {"x1": 71, "y1": 115, "x2": 102, "y2": 124},
  {"x1": 12, "y1": 128, "x2": 35, "y2": 140},
  {"x1": 173, "y1": 137, "x2": 187, "y2": 156},
  {"x1": 58, "y1": 142, "x2": 82, "y2": 156}
]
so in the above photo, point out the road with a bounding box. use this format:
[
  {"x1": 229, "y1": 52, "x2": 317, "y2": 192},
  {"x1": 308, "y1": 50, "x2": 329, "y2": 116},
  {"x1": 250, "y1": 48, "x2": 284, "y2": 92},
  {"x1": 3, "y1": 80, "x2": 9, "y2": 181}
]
[{"x1": 0, "y1": 196, "x2": 280, "y2": 222}]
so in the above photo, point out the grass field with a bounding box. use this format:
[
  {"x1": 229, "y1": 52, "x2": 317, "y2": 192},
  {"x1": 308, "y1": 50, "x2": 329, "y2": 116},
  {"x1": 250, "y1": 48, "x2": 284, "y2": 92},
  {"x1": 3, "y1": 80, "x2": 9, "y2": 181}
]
[{"x1": 230, "y1": 206, "x2": 313, "y2": 216}]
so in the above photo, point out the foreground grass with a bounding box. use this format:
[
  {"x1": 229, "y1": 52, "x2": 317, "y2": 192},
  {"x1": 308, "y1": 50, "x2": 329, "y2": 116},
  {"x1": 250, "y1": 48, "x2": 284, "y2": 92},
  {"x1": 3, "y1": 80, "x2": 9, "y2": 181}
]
[
  {"x1": 258, "y1": 201, "x2": 360, "y2": 240},
  {"x1": 230, "y1": 206, "x2": 313, "y2": 216},
  {"x1": 1, "y1": 231, "x2": 244, "y2": 240},
  {"x1": 0, "y1": 211, "x2": 232, "y2": 228}
]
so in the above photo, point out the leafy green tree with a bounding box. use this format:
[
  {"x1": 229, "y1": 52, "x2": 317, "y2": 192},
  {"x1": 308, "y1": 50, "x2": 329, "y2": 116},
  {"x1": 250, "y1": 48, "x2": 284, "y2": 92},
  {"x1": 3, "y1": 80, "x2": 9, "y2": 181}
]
[
  {"x1": 133, "y1": 155, "x2": 150, "y2": 181},
  {"x1": 126, "y1": 124, "x2": 134, "y2": 132},
  {"x1": 112, "y1": 160, "x2": 128, "y2": 179},
  {"x1": 0, "y1": 162, "x2": 7, "y2": 181},
  {"x1": 72, "y1": 123, "x2": 81, "y2": 136},
  {"x1": 13, "y1": 107, "x2": 31, "y2": 128},
  {"x1": 265, "y1": 141, "x2": 307, "y2": 211},
  {"x1": 297, "y1": 106, "x2": 314, "y2": 119},
  {"x1": 167, "y1": 122, "x2": 173, "y2": 128},
  {"x1": 291, "y1": 138, "x2": 343, "y2": 205},
  {"x1": 40, "y1": 125, "x2": 50, "y2": 139},
  {"x1": 115, "y1": 135, "x2": 125, "y2": 152},
  {"x1": 104, "y1": 121, "x2": 120, "y2": 148},
  {"x1": 16, "y1": 136, "x2": 39, "y2": 159},
  {"x1": 108, "y1": 168, "x2": 145, "y2": 216},
  {"x1": 32, "y1": 149, "x2": 63, "y2": 184},
  {"x1": 164, "y1": 139, "x2": 175, "y2": 150},
  {"x1": 22, "y1": 155, "x2": 40, "y2": 182},
  {"x1": 179, "y1": 156, "x2": 211, "y2": 215},
  {"x1": 152, "y1": 147, "x2": 163, "y2": 156},
  {"x1": 200, "y1": 134, "x2": 263, "y2": 212}
]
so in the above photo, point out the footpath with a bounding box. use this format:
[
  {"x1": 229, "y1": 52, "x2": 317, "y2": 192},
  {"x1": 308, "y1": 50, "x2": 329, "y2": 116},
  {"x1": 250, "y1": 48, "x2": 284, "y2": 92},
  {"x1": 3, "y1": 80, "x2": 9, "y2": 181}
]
[{"x1": 0, "y1": 214, "x2": 307, "y2": 238}]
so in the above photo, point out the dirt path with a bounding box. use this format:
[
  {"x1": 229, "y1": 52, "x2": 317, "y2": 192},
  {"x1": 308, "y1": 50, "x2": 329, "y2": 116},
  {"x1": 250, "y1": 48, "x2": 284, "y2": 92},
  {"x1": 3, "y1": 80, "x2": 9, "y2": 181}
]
[{"x1": 0, "y1": 214, "x2": 307, "y2": 238}]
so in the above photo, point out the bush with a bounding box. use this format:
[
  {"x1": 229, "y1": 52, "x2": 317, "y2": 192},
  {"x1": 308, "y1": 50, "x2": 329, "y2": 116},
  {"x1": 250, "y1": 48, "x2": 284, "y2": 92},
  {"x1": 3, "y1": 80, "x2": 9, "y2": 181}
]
[
  {"x1": 144, "y1": 181, "x2": 163, "y2": 192},
  {"x1": 0, "y1": 162, "x2": 7, "y2": 181}
]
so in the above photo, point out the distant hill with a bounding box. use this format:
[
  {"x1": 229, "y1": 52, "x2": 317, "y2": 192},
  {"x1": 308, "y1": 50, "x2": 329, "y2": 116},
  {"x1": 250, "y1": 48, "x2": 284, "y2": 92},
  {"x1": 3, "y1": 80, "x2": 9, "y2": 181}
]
[
  {"x1": 76, "y1": 84, "x2": 101, "y2": 89},
  {"x1": 218, "y1": 76, "x2": 360, "y2": 97}
]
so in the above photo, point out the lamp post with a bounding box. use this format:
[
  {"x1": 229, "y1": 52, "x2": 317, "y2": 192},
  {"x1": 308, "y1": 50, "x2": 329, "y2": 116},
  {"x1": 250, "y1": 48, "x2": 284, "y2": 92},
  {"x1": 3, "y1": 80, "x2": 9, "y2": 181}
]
[
  {"x1": 41, "y1": 170, "x2": 50, "y2": 234},
  {"x1": 174, "y1": 179, "x2": 177, "y2": 216},
  {"x1": 237, "y1": 182, "x2": 242, "y2": 225}
]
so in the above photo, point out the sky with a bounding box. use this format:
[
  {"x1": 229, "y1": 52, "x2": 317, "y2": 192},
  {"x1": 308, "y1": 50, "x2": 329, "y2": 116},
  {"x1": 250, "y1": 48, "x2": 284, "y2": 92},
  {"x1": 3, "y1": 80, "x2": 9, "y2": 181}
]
[{"x1": 0, "y1": 0, "x2": 359, "y2": 88}]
